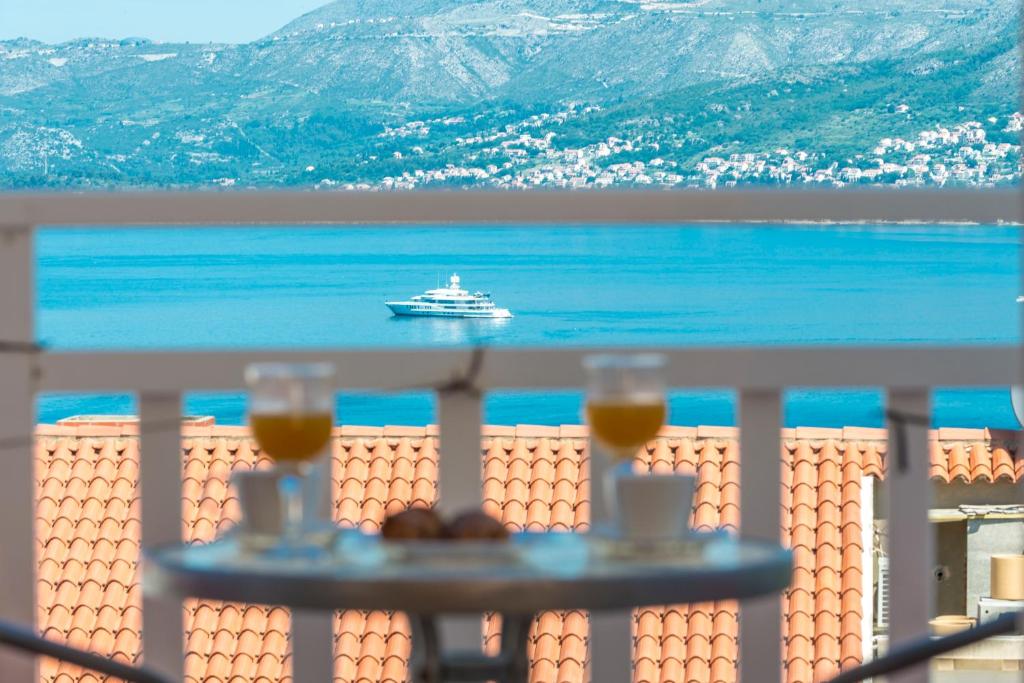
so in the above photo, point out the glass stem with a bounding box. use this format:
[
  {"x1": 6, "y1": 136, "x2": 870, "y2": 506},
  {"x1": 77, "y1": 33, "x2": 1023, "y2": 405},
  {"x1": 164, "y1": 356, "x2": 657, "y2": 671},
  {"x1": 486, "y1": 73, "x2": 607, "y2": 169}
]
[
  {"x1": 278, "y1": 469, "x2": 304, "y2": 544},
  {"x1": 600, "y1": 452, "x2": 635, "y2": 525}
]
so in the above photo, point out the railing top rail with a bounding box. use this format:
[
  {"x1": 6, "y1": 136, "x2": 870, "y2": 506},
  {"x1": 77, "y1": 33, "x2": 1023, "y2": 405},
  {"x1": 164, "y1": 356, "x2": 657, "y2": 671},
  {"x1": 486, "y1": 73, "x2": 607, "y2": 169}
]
[
  {"x1": 0, "y1": 188, "x2": 1020, "y2": 227},
  {"x1": 32, "y1": 345, "x2": 1019, "y2": 392}
]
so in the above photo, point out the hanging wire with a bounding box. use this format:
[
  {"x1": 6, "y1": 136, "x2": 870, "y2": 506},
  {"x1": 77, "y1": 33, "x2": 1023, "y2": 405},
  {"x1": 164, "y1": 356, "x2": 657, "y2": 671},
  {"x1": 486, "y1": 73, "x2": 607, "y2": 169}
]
[
  {"x1": 0, "y1": 340, "x2": 46, "y2": 451},
  {"x1": 883, "y1": 409, "x2": 931, "y2": 473},
  {"x1": 0, "y1": 343, "x2": 961, "y2": 475},
  {"x1": 0, "y1": 341, "x2": 44, "y2": 354},
  {"x1": 0, "y1": 344, "x2": 489, "y2": 450},
  {"x1": 433, "y1": 347, "x2": 485, "y2": 397}
]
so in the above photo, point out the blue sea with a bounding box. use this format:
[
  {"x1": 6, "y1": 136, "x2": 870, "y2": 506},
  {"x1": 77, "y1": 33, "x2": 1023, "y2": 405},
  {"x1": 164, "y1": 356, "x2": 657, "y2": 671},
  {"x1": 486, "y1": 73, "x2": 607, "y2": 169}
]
[{"x1": 35, "y1": 224, "x2": 1021, "y2": 429}]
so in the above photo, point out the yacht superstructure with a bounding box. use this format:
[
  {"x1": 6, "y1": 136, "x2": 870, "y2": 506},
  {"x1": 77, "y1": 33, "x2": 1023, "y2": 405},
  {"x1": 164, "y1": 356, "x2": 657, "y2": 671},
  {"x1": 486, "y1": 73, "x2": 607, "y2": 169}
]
[{"x1": 386, "y1": 274, "x2": 513, "y2": 319}]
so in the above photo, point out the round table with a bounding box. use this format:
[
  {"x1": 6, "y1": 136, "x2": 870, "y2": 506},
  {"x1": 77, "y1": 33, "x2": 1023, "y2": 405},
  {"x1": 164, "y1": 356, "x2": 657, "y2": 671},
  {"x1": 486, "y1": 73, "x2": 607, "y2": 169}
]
[{"x1": 145, "y1": 532, "x2": 791, "y2": 682}]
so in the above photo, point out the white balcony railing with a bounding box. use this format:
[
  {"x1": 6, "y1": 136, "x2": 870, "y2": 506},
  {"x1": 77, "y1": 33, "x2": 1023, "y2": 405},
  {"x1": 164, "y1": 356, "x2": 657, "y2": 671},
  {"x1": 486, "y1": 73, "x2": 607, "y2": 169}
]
[{"x1": 0, "y1": 189, "x2": 1021, "y2": 683}]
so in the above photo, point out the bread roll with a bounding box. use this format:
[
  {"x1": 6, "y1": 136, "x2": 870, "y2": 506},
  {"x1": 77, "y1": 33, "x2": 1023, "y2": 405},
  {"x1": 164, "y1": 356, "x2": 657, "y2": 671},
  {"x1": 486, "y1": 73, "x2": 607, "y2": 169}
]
[
  {"x1": 444, "y1": 510, "x2": 509, "y2": 541},
  {"x1": 381, "y1": 507, "x2": 444, "y2": 540}
]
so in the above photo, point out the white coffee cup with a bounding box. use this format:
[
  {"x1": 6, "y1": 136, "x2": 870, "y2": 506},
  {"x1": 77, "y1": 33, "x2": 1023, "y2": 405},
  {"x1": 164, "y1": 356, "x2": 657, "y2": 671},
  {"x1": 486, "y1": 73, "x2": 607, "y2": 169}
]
[
  {"x1": 615, "y1": 473, "x2": 696, "y2": 541},
  {"x1": 232, "y1": 469, "x2": 282, "y2": 536},
  {"x1": 231, "y1": 458, "x2": 330, "y2": 537}
]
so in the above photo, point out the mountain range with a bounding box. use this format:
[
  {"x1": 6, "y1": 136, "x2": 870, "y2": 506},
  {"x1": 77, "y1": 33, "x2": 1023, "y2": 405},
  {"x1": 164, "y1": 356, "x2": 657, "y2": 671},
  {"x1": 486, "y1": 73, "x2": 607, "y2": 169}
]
[{"x1": 0, "y1": 0, "x2": 1018, "y2": 189}]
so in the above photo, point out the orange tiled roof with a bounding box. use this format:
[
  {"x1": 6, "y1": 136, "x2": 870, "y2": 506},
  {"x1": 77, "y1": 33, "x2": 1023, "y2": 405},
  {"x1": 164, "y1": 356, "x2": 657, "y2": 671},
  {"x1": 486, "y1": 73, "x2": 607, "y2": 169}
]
[{"x1": 33, "y1": 423, "x2": 1020, "y2": 683}]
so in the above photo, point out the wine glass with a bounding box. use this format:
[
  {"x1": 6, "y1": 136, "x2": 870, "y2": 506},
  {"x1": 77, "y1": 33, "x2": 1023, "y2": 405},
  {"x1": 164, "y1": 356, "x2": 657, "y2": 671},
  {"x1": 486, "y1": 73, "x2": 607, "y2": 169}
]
[
  {"x1": 584, "y1": 353, "x2": 667, "y2": 460},
  {"x1": 246, "y1": 362, "x2": 334, "y2": 552},
  {"x1": 584, "y1": 354, "x2": 667, "y2": 527}
]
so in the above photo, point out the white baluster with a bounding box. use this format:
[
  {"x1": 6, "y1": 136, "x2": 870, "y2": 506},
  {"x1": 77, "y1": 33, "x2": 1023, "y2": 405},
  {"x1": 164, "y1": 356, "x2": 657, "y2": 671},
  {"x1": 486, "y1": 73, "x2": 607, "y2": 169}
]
[
  {"x1": 587, "y1": 440, "x2": 633, "y2": 683},
  {"x1": 738, "y1": 389, "x2": 783, "y2": 683},
  {"x1": 1019, "y1": 425, "x2": 1024, "y2": 673},
  {"x1": 291, "y1": 442, "x2": 335, "y2": 683},
  {"x1": 436, "y1": 389, "x2": 484, "y2": 514},
  {"x1": 886, "y1": 389, "x2": 933, "y2": 683},
  {"x1": 437, "y1": 388, "x2": 485, "y2": 653},
  {"x1": 0, "y1": 224, "x2": 38, "y2": 682},
  {"x1": 139, "y1": 392, "x2": 185, "y2": 681}
]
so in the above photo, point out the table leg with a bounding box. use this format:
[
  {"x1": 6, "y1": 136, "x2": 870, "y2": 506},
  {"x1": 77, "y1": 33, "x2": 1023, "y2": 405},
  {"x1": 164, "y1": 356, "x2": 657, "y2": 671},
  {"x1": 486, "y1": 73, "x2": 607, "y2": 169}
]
[
  {"x1": 588, "y1": 611, "x2": 632, "y2": 683},
  {"x1": 409, "y1": 613, "x2": 533, "y2": 683},
  {"x1": 497, "y1": 613, "x2": 533, "y2": 683},
  {"x1": 291, "y1": 610, "x2": 334, "y2": 683},
  {"x1": 410, "y1": 615, "x2": 442, "y2": 683}
]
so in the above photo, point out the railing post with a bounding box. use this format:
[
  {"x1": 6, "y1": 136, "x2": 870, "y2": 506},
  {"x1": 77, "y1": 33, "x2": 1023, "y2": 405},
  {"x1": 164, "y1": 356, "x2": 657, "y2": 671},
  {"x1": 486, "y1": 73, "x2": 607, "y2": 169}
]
[
  {"x1": 886, "y1": 389, "x2": 933, "y2": 683},
  {"x1": 0, "y1": 224, "x2": 38, "y2": 682},
  {"x1": 291, "y1": 431, "x2": 336, "y2": 683},
  {"x1": 437, "y1": 388, "x2": 485, "y2": 653},
  {"x1": 587, "y1": 441, "x2": 633, "y2": 683},
  {"x1": 436, "y1": 389, "x2": 484, "y2": 514},
  {"x1": 738, "y1": 389, "x2": 783, "y2": 683},
  {"x1": 139, "y1": 392, "x2": 185, "y2": 681},
  {"x1": 1019, "y1": 414, "x2": 1024, "y2": 677}
]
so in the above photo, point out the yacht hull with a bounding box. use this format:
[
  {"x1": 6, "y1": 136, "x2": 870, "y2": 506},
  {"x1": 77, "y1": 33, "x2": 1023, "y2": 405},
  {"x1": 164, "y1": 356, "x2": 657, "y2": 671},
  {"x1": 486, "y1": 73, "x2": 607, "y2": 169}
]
[{"x1": 387, "y1": 303, "x2": 512, "y2": 319}]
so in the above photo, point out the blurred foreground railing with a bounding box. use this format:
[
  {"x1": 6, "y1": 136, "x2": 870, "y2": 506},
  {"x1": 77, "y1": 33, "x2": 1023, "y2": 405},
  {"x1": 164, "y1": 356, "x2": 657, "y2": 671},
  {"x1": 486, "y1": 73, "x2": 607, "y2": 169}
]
[
  {"x1": 0, "y1": 619, "x2": 174, "y2": 683},
  {"x1": 828, "y1": 612, "x2": 1021, "y2": 683}
]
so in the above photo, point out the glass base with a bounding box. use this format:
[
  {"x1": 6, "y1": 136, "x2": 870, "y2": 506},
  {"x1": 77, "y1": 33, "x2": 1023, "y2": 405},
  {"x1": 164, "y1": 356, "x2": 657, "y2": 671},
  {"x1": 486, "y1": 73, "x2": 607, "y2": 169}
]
[{"x1": 260, "y1": 533, "x2": 331, "y2": 561}]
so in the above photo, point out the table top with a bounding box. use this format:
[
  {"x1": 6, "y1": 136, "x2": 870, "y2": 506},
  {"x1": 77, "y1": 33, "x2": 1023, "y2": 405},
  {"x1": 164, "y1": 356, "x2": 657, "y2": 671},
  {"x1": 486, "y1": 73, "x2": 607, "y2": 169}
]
[{"x1": 144, "y1": 530, "x2": 792, "y2": 614}]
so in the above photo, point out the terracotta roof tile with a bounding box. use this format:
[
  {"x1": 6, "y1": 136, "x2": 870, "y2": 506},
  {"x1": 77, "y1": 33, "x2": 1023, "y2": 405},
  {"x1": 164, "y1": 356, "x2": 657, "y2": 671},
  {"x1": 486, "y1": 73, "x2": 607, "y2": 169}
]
[{"x1": 34, "y1": 422, "x2": 1019, "y2": 683}]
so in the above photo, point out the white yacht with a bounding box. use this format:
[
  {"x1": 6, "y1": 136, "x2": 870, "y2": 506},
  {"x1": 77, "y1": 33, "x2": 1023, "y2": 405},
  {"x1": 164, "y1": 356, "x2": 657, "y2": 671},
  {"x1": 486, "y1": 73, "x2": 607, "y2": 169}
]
[{"x1": 386, "y1": 274, "x2": 513, "y2": 319}]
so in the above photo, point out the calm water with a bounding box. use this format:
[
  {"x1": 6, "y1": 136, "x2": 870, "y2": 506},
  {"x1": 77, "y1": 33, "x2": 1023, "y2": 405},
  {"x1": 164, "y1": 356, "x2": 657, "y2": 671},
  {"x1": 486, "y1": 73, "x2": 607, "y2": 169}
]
[{"x1": 35, "y1": 225, "x2": 1021, "y2": 428}]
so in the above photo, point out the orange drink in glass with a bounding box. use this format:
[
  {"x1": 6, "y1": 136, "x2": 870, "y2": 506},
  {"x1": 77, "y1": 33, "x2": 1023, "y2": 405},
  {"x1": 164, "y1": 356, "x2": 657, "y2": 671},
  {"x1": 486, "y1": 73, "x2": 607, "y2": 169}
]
[
  {"x1": 250, "y1": 413, "x2": 333, "y2": 463},
  {"x1": 246, "y1": 362, "x2": 334, "y2": 552},
  {"x1": 584, "y1": 354, "x2": 667, "y2": 462},
  {"x1": 585, "y1": 399, "x2": 666, "y2": 460},
  {"x1": 584, "y1": 354, "x2": 668, "y2": 534}
]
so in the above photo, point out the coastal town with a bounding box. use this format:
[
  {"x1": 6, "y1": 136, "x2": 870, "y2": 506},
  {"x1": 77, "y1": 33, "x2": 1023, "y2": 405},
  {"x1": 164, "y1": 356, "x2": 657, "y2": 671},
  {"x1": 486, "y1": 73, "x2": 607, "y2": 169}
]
[{"x1": 335, "y1": 105, "x2": 1023, "y2": 191}]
